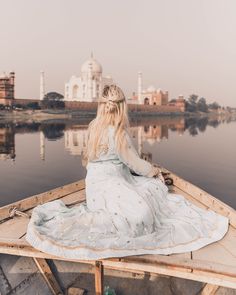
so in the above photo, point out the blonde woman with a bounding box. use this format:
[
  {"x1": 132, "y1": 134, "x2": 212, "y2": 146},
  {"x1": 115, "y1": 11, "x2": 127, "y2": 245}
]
[{"x1": 26, "y1": 84, "x2": 228, "y2": 260}]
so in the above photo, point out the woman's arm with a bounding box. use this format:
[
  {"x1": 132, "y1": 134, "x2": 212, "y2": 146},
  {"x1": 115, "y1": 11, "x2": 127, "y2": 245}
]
[{"x1": 116, "y1": 130, "x2": 160, "y2": 177}]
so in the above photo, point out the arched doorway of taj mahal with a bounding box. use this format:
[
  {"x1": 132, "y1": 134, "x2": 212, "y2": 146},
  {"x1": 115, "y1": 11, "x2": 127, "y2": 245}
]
[
  {"x1": 144, "y1": 97, "x2": 149, "y2": 105},
  {"x1": 73, "y1": 85, "x2": 79, "y2": 99}
]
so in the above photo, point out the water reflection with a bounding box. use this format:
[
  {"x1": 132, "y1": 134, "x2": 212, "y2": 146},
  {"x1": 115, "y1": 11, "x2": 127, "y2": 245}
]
[
  {"x1": 0, "y1": 124, "x2": 15, "y2": 161},
  {"x1": 0, "y1": 115, "x2": 233, "y2": 161},
  {"x1": 41, "y1": 123, "x2": 65, "y2": 141},
  {"x1": 0, "y1": 115, "x2": 235, "y2": 209},
  {"x1": 65, "y1": 126, "x2": 88, "y2": 156}
]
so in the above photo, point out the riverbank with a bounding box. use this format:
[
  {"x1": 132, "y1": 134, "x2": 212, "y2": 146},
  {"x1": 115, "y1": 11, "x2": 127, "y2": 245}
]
[
  {"x1": 0, "y1": 110, "x2": 71, "y2": 121},
  {"x1": 0, "y1": 109, "x2": 183, "y2": 124},
  {"x1": 0, "y1": 108, "x2": 234, "y2": 123}
]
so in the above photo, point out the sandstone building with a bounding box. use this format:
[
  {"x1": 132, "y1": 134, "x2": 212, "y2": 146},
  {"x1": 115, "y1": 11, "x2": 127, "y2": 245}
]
[{"x1": 0, "y1": 72, "x2": 15, "y2": 106}]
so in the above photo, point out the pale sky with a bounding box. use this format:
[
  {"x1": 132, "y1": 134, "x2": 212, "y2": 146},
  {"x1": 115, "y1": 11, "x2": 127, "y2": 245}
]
[{"x1": 0, "y1": 0, "x2": 236, "y2": 106}]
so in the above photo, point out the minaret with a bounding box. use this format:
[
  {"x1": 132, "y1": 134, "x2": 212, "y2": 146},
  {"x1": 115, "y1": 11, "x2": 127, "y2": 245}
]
[
  {"x1": 40, "y1": 131, "x2": 45, "y2": 161},
  {"x1": 138, "y1": 71, "x2": 142, "y2": 104},
  {"x1": 9, "y1": 71, "x2": 15, "y2": 99},
  {"x1": 88, "y1": 62, "x2": 93, "y2": 100},
  {"x1": 40, "y1": 71, "x2": 45, "y2": 100},
  {"x1": 138, "y1": 126, "x2": 143, "y2": 156}
]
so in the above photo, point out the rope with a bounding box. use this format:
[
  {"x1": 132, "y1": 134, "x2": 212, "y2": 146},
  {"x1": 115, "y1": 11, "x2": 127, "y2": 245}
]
[{"x1": 9, "y1": 207, "x2": 30, "y2": 218}]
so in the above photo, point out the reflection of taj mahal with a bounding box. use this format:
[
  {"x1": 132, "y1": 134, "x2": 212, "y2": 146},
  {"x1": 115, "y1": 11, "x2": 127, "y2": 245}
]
[
  {"x1": 64, "y1": 53, "x2": 114, "y2": 102},
  {"x1": 65, "y1": 127, "x2": 88, "y2": 156},
  {"x1": 64, "y1": 125, "x2": 171, "y2": 158},
  {"x1": 0, "y1": 119, "x2": 185, "y2": 162}
]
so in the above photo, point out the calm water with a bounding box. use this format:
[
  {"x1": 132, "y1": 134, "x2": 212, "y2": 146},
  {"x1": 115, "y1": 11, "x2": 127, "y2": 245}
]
[{"x1": 0, "y1": 116, "x2": 235, "y2": 208}]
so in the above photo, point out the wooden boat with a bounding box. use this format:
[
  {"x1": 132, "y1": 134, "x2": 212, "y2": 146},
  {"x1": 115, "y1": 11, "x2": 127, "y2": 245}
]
[{"x1": 0, "y1": 166, "x2": 235, "y2": 295}]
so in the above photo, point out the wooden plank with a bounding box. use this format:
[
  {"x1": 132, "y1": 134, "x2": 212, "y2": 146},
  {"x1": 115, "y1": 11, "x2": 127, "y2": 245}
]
[
  {"x1": 122, "y1": 254, "x2": 236, "y2": 278},
  {"x1": 131, "y1": 252, "x2": 192, "y2": 273},
  {"x1": 61, "y1": 190, "x2": 86, "y2": 206},
  {"x1": 1, "y1": 238, "x2": 236, "y2": 280},
  {"x1": 218, "y1": 226, "x2": 236, "y2": 261},
  {"x1": 101, "y1": 259, "x2": 236, "y2": 289},
  {"x1": 166, "y1": 252, "x2": 192, "y2": 272},
  {"x1": 0, "y1": 216, "x2": 29, "y2": 239},
  {"x1": 0, "y1": 238, "x2": 236, "y2": 289},
  {"x1": 192, "y1": 226, "x2": 236, "y2": 268},
  {"x1": 0, "y1": 190, "x2": 86, "y2": 241},
  {"x1": 165, "y1": 169, "x2": 236, "y2": 228},
  {"x1": 0, "y1": 180, "x2": 85, "y2": 222},
  {"x1": 33, "y1": 258, "x2": 63, "y2": 295},
  {"x1": 201, "y1": 283, "x2": 219, "y2": 295},
  {"x1": 95, "y1": 261, "x2": 104, "y2": 295},
  {"x1": 67, "y1": 287, "x2": 85, "y2": 295}
]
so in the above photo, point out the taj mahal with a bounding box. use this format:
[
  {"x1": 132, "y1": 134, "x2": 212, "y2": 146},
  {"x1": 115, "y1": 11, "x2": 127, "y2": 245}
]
[
  {"x1": 63, "y1": 53, "x2": 172, "y2": 106},
  {"x1": 64, "y1": 53, "x2": 114, "y2": 102}
]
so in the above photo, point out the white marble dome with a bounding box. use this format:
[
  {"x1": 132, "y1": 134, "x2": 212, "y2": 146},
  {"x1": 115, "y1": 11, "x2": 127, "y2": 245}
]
[
  {"x1": 65, "y1": 53, "x2": 113, "y2": 102},
  {"x1": 81, "y1": 55, "x2": 102, "y2": 74},
  {"x1": 147, "y1": 85, "x2": 156, "y2": 92},
  {"x1": 0, "y1": 72, "x2": 8, "y2": 79}
]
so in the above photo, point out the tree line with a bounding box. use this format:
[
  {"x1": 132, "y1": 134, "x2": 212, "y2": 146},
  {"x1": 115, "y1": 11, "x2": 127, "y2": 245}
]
[
  {"x1": 170, "y1": 94, "x2": 225, "y2": 113},
  {"x1": 185, "y1": 94, "x2": 221, "y2": 113},
  {"x1": 0, "y1": 92, "x2": 65, "y2": 110}
]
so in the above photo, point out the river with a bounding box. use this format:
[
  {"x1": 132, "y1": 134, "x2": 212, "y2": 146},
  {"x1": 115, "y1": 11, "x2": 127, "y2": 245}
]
[{"x1": 0, "y1": 115, "x2": 235, "y2": 208}]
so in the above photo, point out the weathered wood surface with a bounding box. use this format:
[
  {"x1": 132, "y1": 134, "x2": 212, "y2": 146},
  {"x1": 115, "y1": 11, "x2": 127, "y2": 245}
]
[
  {"x1": 0, "y1": 189, "x2": 87, "y2": 243},
  {"x1": 192, "y1": 227, "x2": 236, "y2": 268},
  {"x1": 67, "y1": 287, "x2": 86, "y2": 295},
  {"x1": 0, "y1": 179, "x2": 85, "y2": 222},
  {"x1": 0, "y1": 237, "x2": 236, "y2": 289},
  {"x1": 0, "y1": 215, "x2": 29, "y2": 239},
  {"x1": 161, "y1": 166, "x2": 236, "y2": 228},
  {"x1": 201, "y1": 283, "x2": 219, "y2": 295},
  {"x1": 95, "y1": 260, "x2": 104, "y2": 295},
  {"x1": 0, "y1": 170, "x2": 236, "y2": 290}
]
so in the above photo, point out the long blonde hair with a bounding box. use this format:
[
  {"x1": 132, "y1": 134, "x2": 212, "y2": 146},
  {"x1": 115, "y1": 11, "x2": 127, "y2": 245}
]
[{"x1": 85, "y1": 84, "x2": 130, "y2": 163}]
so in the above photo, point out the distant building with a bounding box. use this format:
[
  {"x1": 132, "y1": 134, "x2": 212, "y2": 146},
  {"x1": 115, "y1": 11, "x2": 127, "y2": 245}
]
[
  {"x1": 168, "y1": 95, "x2": 186, "y2": 112},
  {"x1": 39, "y1": 71, "x2": 45, "y2": 100},
  {"x1": 0, "y1": 72, "x2": 15, "y2": 106},
  {"x1": 64, "y1": 53, "x2": 114, "y2": 102},
  {"x1": 141, "y1": 86, "x2": 168, "y2": 105},
  {"x1": 129, "y1": 72, "x2": 169, "y2": 105}
]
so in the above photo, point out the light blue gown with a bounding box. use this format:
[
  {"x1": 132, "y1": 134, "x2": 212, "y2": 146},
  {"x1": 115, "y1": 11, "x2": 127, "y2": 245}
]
[{"x1": 26, "y1": 126, "x2": 229, "y2": 260}]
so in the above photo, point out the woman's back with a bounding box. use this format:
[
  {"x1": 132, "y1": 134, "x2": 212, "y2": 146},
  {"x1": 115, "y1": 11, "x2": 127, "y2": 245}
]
[
  {"x1": 87, "y1": 124, "x2": 163, "y2": 178},
  {"x1": 88, "y1": 125, "x2": 119, "y2": 163}
]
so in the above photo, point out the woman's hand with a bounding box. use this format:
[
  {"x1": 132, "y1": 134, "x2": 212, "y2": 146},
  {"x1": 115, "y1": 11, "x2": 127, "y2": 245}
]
[
  {"x1": 157, "y1": 172, "x2": 165, "y2": 184},
  {"x1": 152, "y1": 166, "x2": 165, "y2": 184}
]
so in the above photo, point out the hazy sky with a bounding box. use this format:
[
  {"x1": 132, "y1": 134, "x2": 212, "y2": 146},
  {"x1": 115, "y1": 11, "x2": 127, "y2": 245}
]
[{"x1": 0, "y1": 0, "x2": 236, "y2": 106}]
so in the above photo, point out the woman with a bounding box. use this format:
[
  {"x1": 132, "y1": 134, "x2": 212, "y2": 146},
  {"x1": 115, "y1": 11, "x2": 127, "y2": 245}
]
[{"x1": 26, "y1": 84, "x2": 229, "y2": 260}]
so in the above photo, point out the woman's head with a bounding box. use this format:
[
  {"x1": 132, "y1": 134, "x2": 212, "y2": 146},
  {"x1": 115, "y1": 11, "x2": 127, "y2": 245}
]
[
  {"x1": 97, "y1": 84, "x2": 128, "y2": 124},
  {"x1": 85, "y1": 84, "x2": 130, "y2": 162}
]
